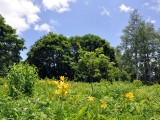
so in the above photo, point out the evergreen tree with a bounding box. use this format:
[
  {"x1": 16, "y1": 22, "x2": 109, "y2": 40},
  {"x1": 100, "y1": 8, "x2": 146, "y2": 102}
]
[{"x1": 0, "y1": 15, "x2": 25, "y2": 76}]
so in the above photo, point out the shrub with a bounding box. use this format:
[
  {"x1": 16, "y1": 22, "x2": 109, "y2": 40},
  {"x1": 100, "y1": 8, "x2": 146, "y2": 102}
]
[
  {"x1": 133, "y1": 79, "x2": 142, "y2": 87},
  {"x1": 0, "y1": 77, "x2": 9, "y2": 85},
  {"x1": 74, "y1": 48, "x2": 113, "y2": 83},
  {"x1": 7, "y1": 63, "x2": 38, "y2": 99}
]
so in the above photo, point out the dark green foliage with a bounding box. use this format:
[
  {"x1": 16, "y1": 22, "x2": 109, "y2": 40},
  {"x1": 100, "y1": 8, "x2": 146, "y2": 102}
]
[
  {"x1": 27, "y1": 32, "x2": 72, "y2": 79},
  {"x1": 7, "y1": 63, "x2": 38, "y2": 99},
  {"x1": 27, "y1": 33, "x2": 116, "y2": 82},
  {"x1": 70, "y1": 34, "x2": 116, "y2": 63},
  {"x1": 73, "y1": 48, "x2": 122, "y2": 82},
  {"x1": 0, "y1": 15, "x2": 25, "y2": 77}
]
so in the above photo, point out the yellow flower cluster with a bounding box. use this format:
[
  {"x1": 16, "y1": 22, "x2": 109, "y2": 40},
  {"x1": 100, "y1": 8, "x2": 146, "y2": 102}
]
[
  {"x1": 101, "y1": 103, "x2": 107, "y2": 109},
  {"x1": 54, "y1": 76, "x2": 71, "y2": 97},
  {"x1": 88, "y1": 96, "x2": 108, "y2": 109},
  {"x1": 88, "y1": 96, "x2": 94, "y2": 102},
  {"x1": 125, "y1": 92, "x2": 134, "y2": 101}
]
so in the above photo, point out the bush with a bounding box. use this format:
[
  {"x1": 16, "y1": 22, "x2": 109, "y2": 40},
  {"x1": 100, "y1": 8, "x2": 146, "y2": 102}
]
[
  {"x1": 0, "y1": 77, "x2": 9, "y2": 85},
  {"x1": 7, "y1": 63, "x2": 38, "y2": 99},
  {"x1": 133, "y1": 79, "x2": 142, "y2": 87},
  {"x1": 74, "y1": 48, "x2": 112, "y2": 82}
]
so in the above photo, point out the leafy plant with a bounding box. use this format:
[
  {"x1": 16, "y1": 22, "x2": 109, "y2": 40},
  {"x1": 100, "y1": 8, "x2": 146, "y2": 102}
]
[
  {"x1": 7, "y1": 63, "x2": 38, "y2": 99},
  {"x1": 133, "y1": 79, "x2": 142, "y2": 87}
]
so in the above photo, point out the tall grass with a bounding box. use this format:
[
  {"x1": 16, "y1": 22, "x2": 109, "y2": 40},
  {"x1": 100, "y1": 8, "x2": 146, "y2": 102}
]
[{"x1": 0, "y1": 78, "x2": 160, "y2": 119}]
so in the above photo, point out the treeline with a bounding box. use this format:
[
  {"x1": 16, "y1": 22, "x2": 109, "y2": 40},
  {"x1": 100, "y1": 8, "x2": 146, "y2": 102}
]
[
  {"x1": 0, "y1": 10, "x2": 160, "y2": 83},
  {"x1": 116, "y1": 10, "x2": 160, "y2": 84},
  {"x1": 26, "y1": 33, "x2": 124, "y2": 82}
]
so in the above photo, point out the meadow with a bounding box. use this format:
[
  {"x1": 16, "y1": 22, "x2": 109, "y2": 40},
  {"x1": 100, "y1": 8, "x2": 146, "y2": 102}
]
[{"x1": 0, "y1": 77, "x2": 160, "y2": 120}]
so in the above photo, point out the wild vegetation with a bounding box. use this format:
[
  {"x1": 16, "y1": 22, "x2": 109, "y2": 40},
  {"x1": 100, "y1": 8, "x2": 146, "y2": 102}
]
[
  {"x1": 0, "y1": 9, "x2": 160, "y2": 119},
  {"x1": 0, "y1": 77, "x2": 160, "y2": 119},
  {"x1": 116, "y1": 10, "x2": 160, "y2": 84}
]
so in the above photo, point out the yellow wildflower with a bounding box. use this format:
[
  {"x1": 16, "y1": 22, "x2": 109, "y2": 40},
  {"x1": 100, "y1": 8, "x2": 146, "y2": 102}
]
[
  {"x1": 101, "y1": 103, "x2": 107, "y2": 109},
  {"x1": 57, "y1": 81, "x2": 64, "y2": 89},
  {"x1": 63, "y1": 83, "x2": 70, "y2": 90},
  {"x1": 125, "y1": 92, "x2": 134, "y2": 101},
  {"x1": 54, "y1": 81, "x2": 59, "y2": 86},
  {"x1": 88, "y1": 96, "x2": 94, "y2": 102},
  {"x1": 55, "y1": 89, "x2": 62, "y2": 95},
  {"x1": 53, "y1": 76, "x2": 71, "y2": 97},
  {"x1": 47, "y1": 81, "x2": 52, "y2": 84},
  {"x1": 64, "y1": 91, "x2": 67, "y2": 96},
  {"x1": 60, "y1": 76, "x2": 65, "y2": 82}
]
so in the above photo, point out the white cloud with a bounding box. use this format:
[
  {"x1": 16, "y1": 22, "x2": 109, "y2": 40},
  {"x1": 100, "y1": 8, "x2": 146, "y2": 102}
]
[
  {"x1": 143, "y1": 2, "x2": 149, "y2": 6},
  {"x1": 119, "y1": 4, "x2": 134, "y2": 12},
  {"x1": 147, "y1": 18, "x2": 156, "y2": 24},
  {"x1": 34, "y1": 23, "x2": 52, "y2": 32},
  {"x1": 152, "y1": 0, "x2": 160, "y2": 12},
  {"x1": 0, "y1": 0, "x2": 40, "y2": 34},
  {"x1": 101, "y1": 7, "x2": 110, "y2": 16},
  {"x1": 42, "y1": 0, "x2": 76, "y2": 13},
  {"x1": 150, "y1": 20, "x2": 156, "y2": 24}
]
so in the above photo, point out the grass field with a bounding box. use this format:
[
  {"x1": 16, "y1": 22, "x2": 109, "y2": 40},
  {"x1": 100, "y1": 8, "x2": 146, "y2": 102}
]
[{"x1": 0, "y1": 78, "x2": 160, "y2": 120}]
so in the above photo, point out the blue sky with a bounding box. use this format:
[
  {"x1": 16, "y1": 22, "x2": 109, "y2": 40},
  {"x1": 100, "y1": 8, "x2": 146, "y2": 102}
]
[{"x1": 0, "y1": 0, "x2": 160, "y2": 60}]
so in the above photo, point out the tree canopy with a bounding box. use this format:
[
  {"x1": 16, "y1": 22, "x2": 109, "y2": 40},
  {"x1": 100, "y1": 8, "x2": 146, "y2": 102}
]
[
  {"x1": 0, "y1": 15, "x2": 25, "y2": 76},
  {"x1": 27, "y1": 33, "x2": 71, "y2": 79},
  {"x1": 116, "y1": 10, "x2": 160, "y2": 83},
  {"x1": 27, "y1": 33, "x2": 117, "y2": 81}
]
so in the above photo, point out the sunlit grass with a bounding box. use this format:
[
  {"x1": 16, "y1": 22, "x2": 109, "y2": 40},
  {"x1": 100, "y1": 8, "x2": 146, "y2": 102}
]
[{"x1": 0, "y1": 78, "x2": 160, "y2": 119}]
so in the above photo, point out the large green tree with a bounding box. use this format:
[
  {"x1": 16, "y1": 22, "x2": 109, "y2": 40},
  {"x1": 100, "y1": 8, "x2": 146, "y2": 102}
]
[
  {"x1": 0, "y1": 15, "x2": 25, "y2": 76},
  {"x1": 117, "y1": 10, "x2": 160, "y2": 83},
  {"x1": 70, "y1": 34, "x2": 116, "y2": 64},
  {"x1": 27, "y1": 33, "x2": 116, "y2": 81},
  {"x1": 120, "y1": 10, "x2": 142, "y2": 80},
  {"x1": 152, "y1": 30, "x2": 160, "y2": 83},
  {"x1": 74, "y1": 48, "x2": 114, "y2": 82},
  {"x1": 27, "y1": 32, "x2": 72, "y2": 79},
  {"x1": 137, "y1": 22, "x2": 158, "y2": 83}
]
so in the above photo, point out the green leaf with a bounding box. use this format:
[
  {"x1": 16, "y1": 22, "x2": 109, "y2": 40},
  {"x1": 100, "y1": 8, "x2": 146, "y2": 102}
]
[
  {"x1": 87, "y1": 111, "x2": 92, "y2": 120},
  {"x1": 76, "y1": 106, "x2": 88, "y2": 120},
  {"x1": 98, "y1": 114, "x2": 108, "y2": 120}
]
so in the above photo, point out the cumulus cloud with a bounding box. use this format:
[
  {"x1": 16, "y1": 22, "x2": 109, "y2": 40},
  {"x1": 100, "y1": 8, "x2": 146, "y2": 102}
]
[
  {"x1": 0, "y1": 0, "x2": 40, "y2": 34},
  {"x1": 119, "y1": 4, "x2": 134, "y2": 12},
  {"x1": 34, "y1": 23, "x2": 51, "y2": 32},
  {"x1": 101, "y1": 7, "x2": 110, "y2": 16},
  {"x1": 34, "y1": 19, "x2": 58, "y2": 32},
  {"x1": 149, "y1": 20, "x2": 156, "y2": 24},
  {"x1": 147, "y1": 18, "x2": 156, "y2": 24},
  {"x1": 152, "y1": 0, "x2": 160, "y2": 12},
  {"x1": 42, "y1": 0, "x2": 76, "y2": 13}
]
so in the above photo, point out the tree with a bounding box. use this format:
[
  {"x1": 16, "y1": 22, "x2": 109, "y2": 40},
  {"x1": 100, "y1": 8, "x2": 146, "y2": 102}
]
[
  {"x1": 0, "y1": 15, "x2": 25, "y2": 76},
  {"x1": 27, "y1": 32, "x2": 72, "y2": 79},
  {"x1": 70, "y1": 34, "x2": 116, "y2": 64},
  {"x1": 120, "y1": 10, "x2": 142, "y2": 80},
  {"x1": 152, "y1": 30, "x2": 160, "y2": 83},
  {"x1": 27, "y1": 33, "x2": 117, "y2": 81},
  {"x1": 137, "y1": 22, "x2": 158, "y2": 83},
  {"x1": 73, "y1": 47, "x2": 126, "y2": 83},
  {"x1": 117, "y1": 10, "x2": 160, "y2": 83},
  {"x1": 74, "y1": 48, "x2": 112, "y2": 83}
]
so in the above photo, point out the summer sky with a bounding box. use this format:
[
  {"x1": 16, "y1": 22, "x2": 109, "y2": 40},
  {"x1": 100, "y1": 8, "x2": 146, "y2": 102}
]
[{"x1": 0, "y1": 0, "x2": 160, "y2": 60}]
